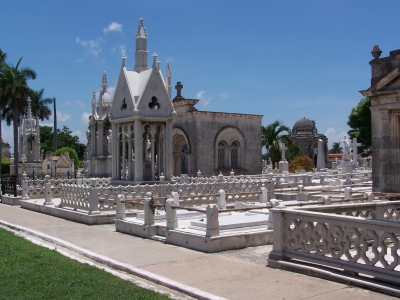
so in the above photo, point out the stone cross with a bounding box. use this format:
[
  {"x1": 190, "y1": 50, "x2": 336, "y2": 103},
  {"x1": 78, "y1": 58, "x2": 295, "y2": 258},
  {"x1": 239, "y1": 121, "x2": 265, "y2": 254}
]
[
  {"x1": 281, "y1": 142, "x2": 287, "y2": 161},
  {"x1": 175, "y1": 81, "x2": 183, "y2": 98},
  {"x1": 350, "y1": 137, "x2": 362, "y2": 165}
]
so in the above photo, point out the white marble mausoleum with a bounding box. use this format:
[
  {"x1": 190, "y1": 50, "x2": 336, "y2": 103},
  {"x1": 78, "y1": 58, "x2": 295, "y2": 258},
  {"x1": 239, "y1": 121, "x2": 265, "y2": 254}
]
[{"x1": 86, "y1": 19, "x2": 263, "y2": 183}]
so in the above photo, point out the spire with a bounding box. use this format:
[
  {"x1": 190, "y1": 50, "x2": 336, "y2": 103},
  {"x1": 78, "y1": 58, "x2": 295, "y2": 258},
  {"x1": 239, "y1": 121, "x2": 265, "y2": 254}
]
[
  {"x1": 101, "y1": 72, "x2": 108, "y2": 92},
  {"x1": 166, "y1": 61, "x2": 172, "y2": 100},
  {"x1": 134, "y1": 18, "x2": 148, "y2": 72},
  {"x1": 26, "y1": 96, "x2": 32, "y2": 120}
]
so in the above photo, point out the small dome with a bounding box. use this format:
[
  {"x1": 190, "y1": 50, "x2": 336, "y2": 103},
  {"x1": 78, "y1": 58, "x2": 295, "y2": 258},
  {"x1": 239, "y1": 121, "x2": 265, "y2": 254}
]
[
  {"x1": 101, "y1": 91, "x2": 111, "y2": 103},
  {"x1": 293, "y1": 117, "x2": 314, "y2": 131}
]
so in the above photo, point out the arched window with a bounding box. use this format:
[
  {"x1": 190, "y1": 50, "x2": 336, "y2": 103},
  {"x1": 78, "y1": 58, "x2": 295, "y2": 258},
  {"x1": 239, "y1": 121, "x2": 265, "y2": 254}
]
[
  {"x1": 231, "y1": 142, "x2": 238, "y2": 169},
  {"x1": 218, "y1": 142, "x2": 225, "y2": 169}
]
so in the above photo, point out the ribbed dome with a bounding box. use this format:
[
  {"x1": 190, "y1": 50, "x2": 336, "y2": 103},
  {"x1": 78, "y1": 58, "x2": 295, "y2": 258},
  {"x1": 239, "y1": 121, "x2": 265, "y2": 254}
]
[
  {"x1": 293, "y1": 117, "x2": 314, "y2": 131},
  {"x1": 102, "y1": 91, "x2": 111, "y2": 103}
]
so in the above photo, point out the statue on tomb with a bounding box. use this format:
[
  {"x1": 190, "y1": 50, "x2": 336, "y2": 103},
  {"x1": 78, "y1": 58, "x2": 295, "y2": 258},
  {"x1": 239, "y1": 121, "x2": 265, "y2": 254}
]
[{"x1": 341, "y1": 136, "x2": 352, "y2": 162}]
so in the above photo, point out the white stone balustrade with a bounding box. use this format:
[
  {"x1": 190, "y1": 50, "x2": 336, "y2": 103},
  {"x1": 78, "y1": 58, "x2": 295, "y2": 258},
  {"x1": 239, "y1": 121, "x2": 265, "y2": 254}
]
[
  {"x1": 269, "y1": 200, "x2": 400, "y2": 284},
  {"x1": 43, "y1": 175, "x2": 53, "y2": 206}
]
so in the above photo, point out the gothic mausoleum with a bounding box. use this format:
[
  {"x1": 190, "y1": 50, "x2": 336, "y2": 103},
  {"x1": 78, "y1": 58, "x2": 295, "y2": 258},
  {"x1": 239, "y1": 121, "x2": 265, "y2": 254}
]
[{"x1": 86, "y1": 19, "x2": 263, "y2": 183}]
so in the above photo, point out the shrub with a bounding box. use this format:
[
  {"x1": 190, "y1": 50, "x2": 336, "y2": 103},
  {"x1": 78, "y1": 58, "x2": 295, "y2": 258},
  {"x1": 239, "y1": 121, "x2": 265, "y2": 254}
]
[
  {"x1": 289, "y1": 156, "x2": 314, "y2": 173},
  {"x1": 54, "y1": 147, "x2": 79, "y2": 170},
  {"x1": 1, "y1": 155, "x2": 11, "y2": 174}
]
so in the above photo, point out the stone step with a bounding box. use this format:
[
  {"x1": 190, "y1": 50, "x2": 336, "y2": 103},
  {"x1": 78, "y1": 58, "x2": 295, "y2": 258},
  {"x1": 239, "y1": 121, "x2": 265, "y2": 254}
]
[{"x1": 149, "y1": 235, "x2": 166, "y2": 242}]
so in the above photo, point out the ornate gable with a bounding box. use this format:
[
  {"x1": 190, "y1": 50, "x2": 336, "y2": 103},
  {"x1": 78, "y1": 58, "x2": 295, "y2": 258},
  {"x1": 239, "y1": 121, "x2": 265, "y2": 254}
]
[
  {"x1": 111, "y1": 67, "x2": 136, "y2": 120},
  {"x1": 136, "y1": 67, "x2": 174, "y2": 118}
]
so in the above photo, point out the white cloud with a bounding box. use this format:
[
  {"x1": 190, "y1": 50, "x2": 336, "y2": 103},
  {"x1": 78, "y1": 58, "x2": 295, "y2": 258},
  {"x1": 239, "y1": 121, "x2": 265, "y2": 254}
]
[
  {"x1": 119, "y1": 44, "x2": 126, "y2": 57},
  {"x1": 196, "y1": 90, "x2": 212, "y2": 107},
  {"x1": 108, "y1": 86, "x2": 115, "y2": 99},
  {"x1": 220, "y1": 93, "x2": 229, "y2": 99},
  {"x1": 72, "y1": 130, "x2": 86, "y2": 144},
  {"x1": 76, "y1": 37, "x2": 103, "y2": 57},
  {"x1": 104, "y1": 22, "x2": 122, "y2": 33},
  {"x1": 81, "y1": 112, "x2": 91, "y2": 125},
  {"x1": 63, "y1": 101, "x2": 71, "y2": 106},
  {"x1": 74, "y1": 100, "x2": 85, "y2": 108},
  {"x1": 324, "y1": 127, "x2": 348, "y2": 148},
  {"x1": 56, "y1": 111, "x2": 70, "y2": 122}
]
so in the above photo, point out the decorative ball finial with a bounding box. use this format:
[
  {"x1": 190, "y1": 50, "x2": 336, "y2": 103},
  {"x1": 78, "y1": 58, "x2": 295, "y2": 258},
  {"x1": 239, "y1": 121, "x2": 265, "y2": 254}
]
[{"x1": 371, "y1": 45, "x2": 382, "y2": 60}]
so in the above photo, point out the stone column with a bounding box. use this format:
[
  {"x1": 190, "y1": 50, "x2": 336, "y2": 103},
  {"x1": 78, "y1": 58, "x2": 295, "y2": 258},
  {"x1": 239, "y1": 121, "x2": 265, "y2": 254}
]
[
  {"x1": 151, "y1": 138, "x2": 155, "y2": 180},
  {"x1": 116, "y1": 132, "x2": 120, "y2": 179},
  {"x1": 165, "y1": 120, "x2": 173, "y2": 180},
  {"x1": 91, "y1": 122, "x2": 96, "y2": 156},
  {"x1": 128, "y1": 126, "x2": 132, "y2": 180},
  {"x1": 134, "y1": 119, "x2": 143, "y2": 181},
  {"x1": 88, "y1": 178, "x2": 100, "y2": 215},
  {"x1": 111, "y1": 123, "x2": 117, "y2": 179},
  {"x1": 206, "y1": 205, "x2": 219, "y2": 237},
  {"x1": 43, "y1": 175, "x2": 53, "y2": 205},
  {"x1": 97, "y1": 122, "x2": 104, "y2": 156},
  {"x1": 122, "y1": 133, "x2": 126, "y2": 180},
  {"x1": 165, "y1": 198, "x2": 178, "y2": 229}
]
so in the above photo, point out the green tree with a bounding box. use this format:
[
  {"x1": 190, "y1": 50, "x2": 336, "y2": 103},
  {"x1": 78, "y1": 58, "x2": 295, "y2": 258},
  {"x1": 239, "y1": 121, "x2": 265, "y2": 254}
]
[
  {"x1": 262, "y1": 120, "x2": 291, "y2": 168},
  {"x1": 39, "y1": 125, "x2": 86, "y2": 162},
  {"x1": 329, "y1": 142, "x2": 343, "y2": 154},
  {"x1": 347, "y1": 97, "x2": 371, "y2": 157},
  {"x1": 0, "y1": 49, "x2": 6, "y2": 176},
  {"x1": 29, "y1": 89, "x2": 53, "y2": 120},
  {"x1": 0, "y1": 55, "x2": 36, "y2": 178}
]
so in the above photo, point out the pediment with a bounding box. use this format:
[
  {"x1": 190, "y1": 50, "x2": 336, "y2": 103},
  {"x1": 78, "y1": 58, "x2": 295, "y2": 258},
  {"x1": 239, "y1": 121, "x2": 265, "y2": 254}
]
[
  {"x1": 374, "y1": 65, "x2": 400, "y2": 92},
  {"x1": 377, "y1": 77, "x2": 400, "y2": 93},
  {"x1": 111, "y1": 68, "x2": 136, "y2": 120},
  {"x1": 136, "y1": 68, "x2": 175, "y2": 118}
]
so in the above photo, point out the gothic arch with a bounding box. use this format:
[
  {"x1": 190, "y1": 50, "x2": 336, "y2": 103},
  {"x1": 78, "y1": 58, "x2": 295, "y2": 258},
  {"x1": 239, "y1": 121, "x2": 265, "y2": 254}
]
[
  {"x1": 172, "y1": 127, "x2": 191, "y2": 176},
  {"x1": 214, "y1": 127, "x2": 245, "y2": 170}
]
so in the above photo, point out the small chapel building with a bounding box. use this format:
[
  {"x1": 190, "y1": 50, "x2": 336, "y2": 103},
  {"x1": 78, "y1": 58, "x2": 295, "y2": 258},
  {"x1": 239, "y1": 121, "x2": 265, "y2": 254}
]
[{"x1": 86, "y1": 19, "x2": 262, "y2": 183}]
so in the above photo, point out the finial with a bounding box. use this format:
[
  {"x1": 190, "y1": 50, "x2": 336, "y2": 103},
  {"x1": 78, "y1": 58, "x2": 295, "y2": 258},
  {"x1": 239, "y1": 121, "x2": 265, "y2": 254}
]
[
  {"x1": 152, "y1": 52, "x2": 157, "y2": 68},
  {"x1": 121, "y1": 56, "x2": 126, "y2": 68},
  {"x1": 136, "y1": 18, "x2": 147, "y2": 38},
  {"x1": 371, "y1": 45, "x2": 382, "y2": 60},
  {"x1": 156, "y1": 60, "x2": 160, "y2": 70}
]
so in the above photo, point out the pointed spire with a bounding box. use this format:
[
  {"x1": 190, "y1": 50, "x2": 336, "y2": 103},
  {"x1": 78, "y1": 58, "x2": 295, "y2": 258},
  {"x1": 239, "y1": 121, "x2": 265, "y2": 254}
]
[
  {"x1": 136, "y1": 18, "x2": 147, "y2": 38},
  {"x1": 26, "y1": 96, "x2": 32, "y2": 120},
  {"x1": 134, "y1": 18, "x2": 149, "y2": 72},
  {"x1": 101, "y1": 72, "x2": 108, "y2": 91},
  {"x1": 91, "y1": 91, "x2": 96, "y2": 109},
  {"x1": 166, "y1": 61, "x2": 172, "y2": 100}
]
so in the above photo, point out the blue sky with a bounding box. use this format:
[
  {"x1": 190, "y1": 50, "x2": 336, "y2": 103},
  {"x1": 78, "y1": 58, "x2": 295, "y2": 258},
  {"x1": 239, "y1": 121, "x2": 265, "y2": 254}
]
[{"x1": 1, "y1": 1, "x2": 399, "y2": 150}]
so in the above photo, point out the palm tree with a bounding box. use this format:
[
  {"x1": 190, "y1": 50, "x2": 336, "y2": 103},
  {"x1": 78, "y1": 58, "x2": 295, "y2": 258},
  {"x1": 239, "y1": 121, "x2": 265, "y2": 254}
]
[
  {"x1": 0, "y1": 56, "x2": 36, "y2": 178},
  {"x1": 29, "y1": 89, "x2": 53, "y2": 120},
  {"x1": 329, "y1": 142, "x2": 343, "y2": 154},
  {"x1": 0, "y1": 49, "x2": 7, "y2": 176},
  {"x1": 262, "y1": 120, "x2": 291, "y2": 168}
]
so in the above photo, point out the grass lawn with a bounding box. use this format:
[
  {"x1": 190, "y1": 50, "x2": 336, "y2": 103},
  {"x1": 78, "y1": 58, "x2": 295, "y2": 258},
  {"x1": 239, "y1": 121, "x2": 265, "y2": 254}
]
[{"x1": 0, "y1": 228, "x2": 171, "y2": 299}]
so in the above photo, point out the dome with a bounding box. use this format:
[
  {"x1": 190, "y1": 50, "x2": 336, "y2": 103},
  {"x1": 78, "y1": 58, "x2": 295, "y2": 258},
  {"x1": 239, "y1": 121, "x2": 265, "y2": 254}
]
[
  {"x1": 101, "y1": 91, "x2": 111, "y2": 103},
  {"x1": 292, "y1": 117, "x2": 314, "y2": 131}
]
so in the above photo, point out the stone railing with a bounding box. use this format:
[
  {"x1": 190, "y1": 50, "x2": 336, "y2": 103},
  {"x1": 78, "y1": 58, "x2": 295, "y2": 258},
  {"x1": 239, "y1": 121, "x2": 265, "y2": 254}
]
[
  {"x1": 268, "y1": 200, "x2": 400, "y2": 284},
  {"x1": 60, "y1": 184, "x2": 90, "y2": 211},
  {"x1": 27, "y1": 177, "x2": 110, "y2": 199}
]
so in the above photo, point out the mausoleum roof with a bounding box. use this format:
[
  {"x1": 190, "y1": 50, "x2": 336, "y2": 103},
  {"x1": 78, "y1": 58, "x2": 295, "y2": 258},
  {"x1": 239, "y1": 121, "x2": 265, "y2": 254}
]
[{"x1": 293, "y1": 117, "x2": 314, "y2": 131}]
